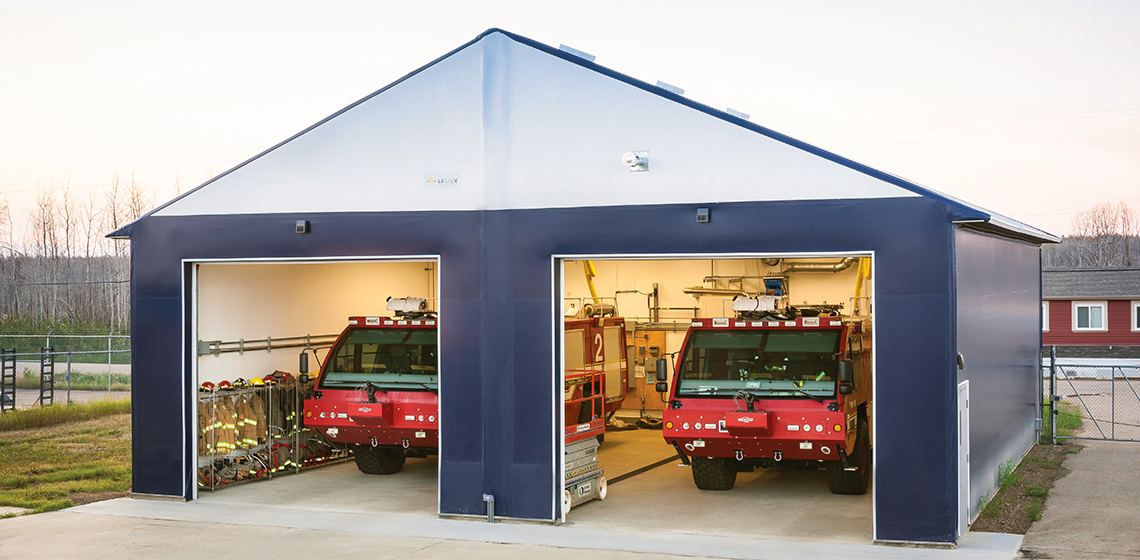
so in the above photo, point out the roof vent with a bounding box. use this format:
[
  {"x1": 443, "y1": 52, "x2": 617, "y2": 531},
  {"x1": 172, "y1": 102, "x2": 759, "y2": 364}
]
[
  {"x1": 558, "y1": 44, "x2": 596, "y2": 62},
  {"x1": 655, "y1": 81, "x2": 685, "y2": 96},
  {"x1": 726, "y1": 108, "x2": 750, "y2": 121}
]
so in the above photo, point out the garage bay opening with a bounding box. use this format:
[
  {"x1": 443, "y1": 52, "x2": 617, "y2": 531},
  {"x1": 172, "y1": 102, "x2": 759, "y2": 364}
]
[
  {"x1": 192, "y1": 259, "x2": 440, "y2": 515},
  {"x1": 559, "y1": 256, "x2": 875, "y2": 542}
]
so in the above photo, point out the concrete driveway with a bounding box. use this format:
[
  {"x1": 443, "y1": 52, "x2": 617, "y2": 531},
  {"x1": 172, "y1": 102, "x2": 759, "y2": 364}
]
[{"x1": 1020, "y1": 439, "x2": 1140, "y2": 559}]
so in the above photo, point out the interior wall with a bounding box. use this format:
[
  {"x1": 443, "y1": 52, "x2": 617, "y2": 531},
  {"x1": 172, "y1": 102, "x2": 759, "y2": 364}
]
[
  {"x1": 561, "y1": 257, "x2": 870, "y2": 397},
  {"x1": 196, "y1": 261, "x2": 436, "y2": 383}
]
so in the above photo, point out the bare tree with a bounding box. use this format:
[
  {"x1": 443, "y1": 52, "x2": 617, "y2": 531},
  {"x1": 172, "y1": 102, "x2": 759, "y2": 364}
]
[{"x1": 1045, "y1": 201, "x2": 1140, "y2": 268}]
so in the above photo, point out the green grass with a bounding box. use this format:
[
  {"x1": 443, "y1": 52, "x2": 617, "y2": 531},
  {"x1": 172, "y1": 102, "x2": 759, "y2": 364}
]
[
  {"x1": 999, "y1": 457, "x2": 1020, "y2": 490},
  {"x1": 1025, "y1": 483, "x2": 1049, "y2": 498},
  {"x1": 1026, "y1": 500, "x2": 1044, "y2": 522},
  {"x1": 979, "y1": 493, "x2": 1000, "y2": 517},
  {"x1": 1040, "y1": 401, "x2": 1084, "y2": 442},
  {"x1": 13, "y1": 368, "x2": 130, "y2": 391},
  {"x1": 0, "y1": 410, "x2": 131, "y2": 513},
  {"x1": 0, "y1": 399, "x2": 131, "y2": 432}
]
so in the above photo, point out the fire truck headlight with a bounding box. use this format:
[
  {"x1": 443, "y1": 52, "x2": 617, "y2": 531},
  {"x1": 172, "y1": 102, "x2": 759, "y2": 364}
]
[
  {"x1": 319, "y1": 412, "x2": 326, "y2": 419},
  {"x1": 682, "y1": 422, "x2": 690, "y2": 430}
]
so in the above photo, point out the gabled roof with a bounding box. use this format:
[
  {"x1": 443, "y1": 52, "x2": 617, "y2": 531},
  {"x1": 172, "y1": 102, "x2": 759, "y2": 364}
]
[
  {"x1": 110, "y1": 28, "x2": 1058, "y2": 244},
  {"x1": 1043, "y1": 268, "x2": 1140, "y2": 299}
]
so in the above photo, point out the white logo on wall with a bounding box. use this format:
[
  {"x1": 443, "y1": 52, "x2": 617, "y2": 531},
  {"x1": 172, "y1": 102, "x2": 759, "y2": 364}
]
[{"x1": 424, "y1": 173, "x2": 459, "y2": 188}]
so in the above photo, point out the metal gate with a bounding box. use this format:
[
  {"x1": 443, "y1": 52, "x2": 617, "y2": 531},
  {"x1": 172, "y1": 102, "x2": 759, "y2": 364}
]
[{"x1": 1044, "y1": 347, "x2": 1140, "y2": 443}]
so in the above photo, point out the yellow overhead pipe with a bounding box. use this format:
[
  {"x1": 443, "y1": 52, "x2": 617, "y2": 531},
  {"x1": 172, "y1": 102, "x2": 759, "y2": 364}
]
[
  {"x1": 853, "y1": 257, "x2": 871, "y2": 315},
  {"x1": 582, "y1": 260, "x2": 601, "y2": 305}
]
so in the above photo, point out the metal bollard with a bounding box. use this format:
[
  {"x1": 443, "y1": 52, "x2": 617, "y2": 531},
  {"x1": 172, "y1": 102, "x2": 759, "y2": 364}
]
[{"x1": 482, "y1": 494, "x2": 496, "y2": 523}]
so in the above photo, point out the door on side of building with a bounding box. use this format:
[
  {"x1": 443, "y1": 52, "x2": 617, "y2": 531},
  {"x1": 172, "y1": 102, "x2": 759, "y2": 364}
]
[{"x1": 958, "y1": 380, "x2": 970, "y2": 538}]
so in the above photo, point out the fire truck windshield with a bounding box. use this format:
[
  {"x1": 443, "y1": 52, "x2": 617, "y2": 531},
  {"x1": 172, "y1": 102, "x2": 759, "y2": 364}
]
[
  {"x1": 676, "y1": 330, "x2": 840, "y2": 398},
  {"x1": 319, "y1": 328, "x2": 438, "y2": 391}
]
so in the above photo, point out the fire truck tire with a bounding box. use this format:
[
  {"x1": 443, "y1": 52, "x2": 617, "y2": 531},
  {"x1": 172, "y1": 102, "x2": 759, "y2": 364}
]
[
  {"x1": 353, "y1": 445, "x2": 406, "y2": 475},
  {"x1": 827, "y1": 420, "x2": 871, "y2": 495},
  {"x1": 563, "y1": 489, "x2": 573, "y2": 512},
  {"x1": 691, "y1": 456, "x2": 736, "y2": 490}
]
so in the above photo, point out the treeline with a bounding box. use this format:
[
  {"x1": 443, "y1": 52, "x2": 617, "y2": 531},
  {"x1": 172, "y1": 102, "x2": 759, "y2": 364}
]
[
  {"x1": 0, "y1": 173, "x2": 154, "y2": 329},
  {"x1": 1043, "y1": 201, "x2": 1139, "y2": 269}
]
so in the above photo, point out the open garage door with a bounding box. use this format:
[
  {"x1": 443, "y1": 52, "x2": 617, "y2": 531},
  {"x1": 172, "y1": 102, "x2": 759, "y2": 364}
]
[
  {"x1": 189, "y1": 258, "x2": 441, "y2": 517},
  {"x1": 556, "y1": 255, "x2": 876, "y2": 543}
]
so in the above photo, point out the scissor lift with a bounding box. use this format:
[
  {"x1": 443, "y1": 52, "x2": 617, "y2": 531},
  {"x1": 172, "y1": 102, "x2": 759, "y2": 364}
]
[{"x1": 564, "y1": 368, "x2": 607, "y2": 512}]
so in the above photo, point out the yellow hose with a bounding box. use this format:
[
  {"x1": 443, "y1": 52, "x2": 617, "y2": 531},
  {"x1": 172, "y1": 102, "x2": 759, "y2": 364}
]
[
  {"x1": 853, "y1": 257, "x2": 871, "y2": 315},
  {"x1": 583, "y1": 260, "x2": 601, "y2": 305}
]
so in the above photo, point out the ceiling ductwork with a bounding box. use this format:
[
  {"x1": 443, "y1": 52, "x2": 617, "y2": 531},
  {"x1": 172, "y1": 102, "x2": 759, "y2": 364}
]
[{"x1": 782, "y1": 257, "x2": 860, "y2": 273}]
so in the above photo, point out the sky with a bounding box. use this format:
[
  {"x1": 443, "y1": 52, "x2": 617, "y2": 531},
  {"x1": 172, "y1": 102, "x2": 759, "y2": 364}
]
[{"x1": 1, "y1": 0, "x2": 1137, "y2": 239}]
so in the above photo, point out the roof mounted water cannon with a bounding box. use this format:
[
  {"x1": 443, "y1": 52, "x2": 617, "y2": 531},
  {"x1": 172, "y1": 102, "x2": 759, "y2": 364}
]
[
  {"x1": 583, "y1": 302, "x2": 615, "y2": 318},
  {"x1": 386, "y1": 296, "x2": 434, "y2": 319}
]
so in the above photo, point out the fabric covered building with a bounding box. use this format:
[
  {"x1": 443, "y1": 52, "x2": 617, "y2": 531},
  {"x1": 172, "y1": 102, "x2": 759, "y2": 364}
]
[{"x1": 112, "y1": 29, "x2": 1057, "y2": 545}]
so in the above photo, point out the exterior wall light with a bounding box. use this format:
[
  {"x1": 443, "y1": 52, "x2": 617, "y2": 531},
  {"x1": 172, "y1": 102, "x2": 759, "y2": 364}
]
[{"x1": 622, "y1": 151, "x2": 649, "y2": 172}]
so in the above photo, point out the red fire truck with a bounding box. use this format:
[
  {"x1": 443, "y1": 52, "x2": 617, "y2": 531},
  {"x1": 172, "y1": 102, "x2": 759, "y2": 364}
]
[
  {"x1": 657, "y1": 297, "x2": 872, "y2": 494},
  {"x1": 564, "y1": 316, "x2": 629, "y2": 426},
  {"x1": 302, "y1": 298, "x2": 437, "y2": 475}
]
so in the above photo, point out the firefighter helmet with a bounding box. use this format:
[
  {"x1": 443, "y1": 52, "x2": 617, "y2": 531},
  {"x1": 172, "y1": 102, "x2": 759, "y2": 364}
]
[
  {"x1": 232, "y1": 378, "x2": 248, "y2": 389},
  {"x1": 262, "y1": 373, "x2": 277, "y2": 385},
  {"x1": 250, "y1": 377, "x2": 265, "y2": 386},
  {"x1": 218, "y1": 380, "x2": 233, "y2": 390},
  {"x1": 199, "y1": 381, "x2": 215, "y2": 392}
]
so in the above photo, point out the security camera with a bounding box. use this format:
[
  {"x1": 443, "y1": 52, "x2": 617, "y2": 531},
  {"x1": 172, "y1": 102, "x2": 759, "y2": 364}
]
[{"x1": 622, "y1": 151, "x2": 649, "y2": 171}]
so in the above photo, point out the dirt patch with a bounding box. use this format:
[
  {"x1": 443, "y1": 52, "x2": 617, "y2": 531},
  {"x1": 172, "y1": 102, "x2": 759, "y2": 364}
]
[
  {"x1": 68, "y1": 491, "x2": 130, "y2": 506},
  {"x1": 970, "y1": 443, "x2": 1081, "y2": 534}
]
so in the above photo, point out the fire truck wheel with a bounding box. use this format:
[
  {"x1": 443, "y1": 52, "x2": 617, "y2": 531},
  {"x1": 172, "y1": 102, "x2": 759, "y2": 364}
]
[
  {"x1": 353, "y1": 445, "x2": 406, "y2": 475},
  {"x1": 563, "y1": 489, "x2": 573, "y2": 512},
  {"x1": 827, "y1": 419, "x2": 871, "y2": 495},
  {"x1": 691, "y1": 456, "x2": 737, "y2": 490}
]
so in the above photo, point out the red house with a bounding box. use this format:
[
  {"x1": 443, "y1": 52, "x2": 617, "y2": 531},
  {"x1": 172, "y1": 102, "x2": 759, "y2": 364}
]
[{"x1": 1042, "y1": 268, "x2": 1140, "y2": 357}]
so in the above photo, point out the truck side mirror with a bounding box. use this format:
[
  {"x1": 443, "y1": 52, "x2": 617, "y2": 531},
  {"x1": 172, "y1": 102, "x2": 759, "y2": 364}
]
[
  {"x1": 837, "y1": 359, "x2": 853, "y2": 395},
  {"x1": 299, "y1": 351, "x2": 309, "y2": 374},
  {"x1": 655, "y1": 382, "x2": 668, "y2": 393},
  {"x1": 655, "y1": 358, "x2": 668, "y2": 382}
]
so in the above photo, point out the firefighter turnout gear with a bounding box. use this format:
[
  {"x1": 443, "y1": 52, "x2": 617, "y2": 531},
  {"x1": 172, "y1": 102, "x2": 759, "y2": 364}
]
[{"x1": 197, "y1": 372, "x2": 346, "y2": 490}]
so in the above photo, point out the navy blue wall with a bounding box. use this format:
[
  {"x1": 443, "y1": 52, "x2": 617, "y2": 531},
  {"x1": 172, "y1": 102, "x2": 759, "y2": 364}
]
[
  {"x1": 130, "y1": 196, "x2": 969, "y2": 542},
  {"x1": 953, "y1": 227, "x2": 1041, "y2": 519}
]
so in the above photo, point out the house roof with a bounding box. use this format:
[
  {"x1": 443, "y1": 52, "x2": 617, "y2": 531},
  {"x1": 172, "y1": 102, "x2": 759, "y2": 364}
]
[
  {"x1": 1043, "y1": 268, "x2": 1140, "y2": 299},
  {"x1": 109, "y1": 28, "x2": 1059, "y2": 245}
]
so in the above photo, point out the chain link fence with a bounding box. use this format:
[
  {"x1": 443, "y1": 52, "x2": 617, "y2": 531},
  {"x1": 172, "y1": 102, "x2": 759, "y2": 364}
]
[{"x1": 1043, "y1": 351, "x2": 1140, "y2": 442}]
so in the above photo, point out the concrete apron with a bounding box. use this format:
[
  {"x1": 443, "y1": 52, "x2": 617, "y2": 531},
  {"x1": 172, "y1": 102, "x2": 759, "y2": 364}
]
[
  {"x1": 51, "y1": 498, "x2": 1020, "y2": 560},
  {"x1": 191, "y1": 429, "x2": 874, "y2": 542},
  {"x1": 9, "y1": 430, "x2": 1018, "y2": 559}
]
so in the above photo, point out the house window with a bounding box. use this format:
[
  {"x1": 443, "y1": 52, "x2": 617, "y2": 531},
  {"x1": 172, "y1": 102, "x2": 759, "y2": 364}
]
[
  {"x1": 1042, "y1": 301, "x2": 1049, "y2": 332},
  {"x1": 1133, "y1": 301, "x2": 1140, "y2": 333},
  {"x1": 1072, "y1": 301, "x2": 1108, "y2": 332}
]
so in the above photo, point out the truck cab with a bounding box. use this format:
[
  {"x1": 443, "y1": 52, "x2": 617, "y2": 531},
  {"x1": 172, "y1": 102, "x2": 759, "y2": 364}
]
[
  {"x1": 303, "y1": 298, "x2": 438, "y2": 475},
  {"x1": 659, "y1": 301, "x2": 872, "y2": 494}
]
